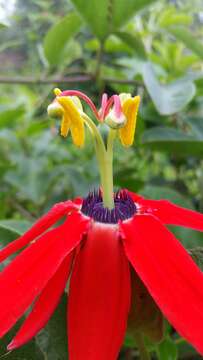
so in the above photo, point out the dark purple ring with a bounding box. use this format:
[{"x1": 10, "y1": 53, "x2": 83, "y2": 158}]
[{"x1": 81, "y1": 189, "x2": 137, "y2": 224}]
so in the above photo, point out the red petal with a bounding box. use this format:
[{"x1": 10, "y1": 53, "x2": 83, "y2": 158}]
[
  {"x1": 152, "y1": 200, "x2": 203, "y2": 231},
  {"x1": 0, "y1": 200, "x2": 77, "y2": 263},
  {"x1": 72, "y1": 197, "x2": 83, "y2": 206},
  {"x1": 7, "y1": 254, "x2": 72, "y2": 351},
  {"x1": 120, "y1": 214, "x2": 203, "y2": 354},
  {"x1": 126, "y1": 190, "x2": 144, "y2": 203},
  {"x1": 0, "y1": 212, "x2": 89, "y2": 338},
  {"x1": 128, "y1": 191, "x2": 203, "y2": 231},
  {"x1": 68, "y1": 223, "x2": 131, "y2": 360}
]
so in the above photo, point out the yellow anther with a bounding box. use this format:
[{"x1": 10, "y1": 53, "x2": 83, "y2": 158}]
[
  {"x1": 119, "y1": 93, "x2": 131, "y2": 103},
  {"x1": 56, "y1": 96, "x2": 85, "y2": 147},
  {"x1": 119, "y1": 95, "x2": 140, "y2": 147},
  {"x1": 71, "y1": 96, "x2": 83, "y2": 111},
  {"x1": 47, "y1": 102, "x2": 64, "y2": 118},
  {"x1": 54, "y1": 88, "x2": 62, "y2": 96},
  {"x1": 60, "y1": 113, "x2": 70, "y2": 137}
]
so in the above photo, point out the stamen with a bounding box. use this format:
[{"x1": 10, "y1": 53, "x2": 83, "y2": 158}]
[
  {"x1": 119, "y1": 96, "x2": 140, "y2": 147},
  {"x1": 59, "y1": 90, "x2": 100, "y2": 120},
  {"x1": 54, "y1": 88, "x2": 62, "y2": 96},
  {"x1": 99, "y1": 93, "x2": 108, "y2": 121},
  {"x1": 103, "y1": 94, "x2": 122, "y2": 120},
  {"x1": 60, "y1": 113, "x2": 70, "y2": 137},
  {"x1": 113, "y1": 95, "x2": 122, "y2": 118},
  {"x1": 103, "y1": 96, "x2": 114, "y2": 119},
  {"x1": 57, "y1": 96, "x2": 85, "y2": 147},
  {"x1": 81, "y1": 189, "x2": 137, "y2": 224}
]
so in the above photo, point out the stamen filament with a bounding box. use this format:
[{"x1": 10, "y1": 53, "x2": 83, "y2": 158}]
[
  {"x1": 113, "y1": 95, "x2": 122, "y2": 118},
  {"x1": 81, "y1": 113, "x2": 106, "y2": 153},
  {"x1": 61, "y1": 90, "x2": 100, "y2": 120},
  {"x1": 100, "y1": 93, "x2": 108, "y2": 120},
  {"x1": 103, "y1": 96, "x2": 114, "y2": 118}
]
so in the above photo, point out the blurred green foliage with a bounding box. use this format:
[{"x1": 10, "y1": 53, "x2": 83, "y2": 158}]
[{"x1": 0, "y1": 0, "x2": 203, "y2": 358}]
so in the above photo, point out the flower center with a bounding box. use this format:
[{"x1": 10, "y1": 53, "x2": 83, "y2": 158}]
[{"x1": 81, "y1": 189, "x2": 137, "y2": 224}]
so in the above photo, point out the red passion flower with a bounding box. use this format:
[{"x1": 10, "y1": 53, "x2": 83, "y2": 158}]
[{"x1": 0, "y1": 89, "x2": 203, "y2": 360}]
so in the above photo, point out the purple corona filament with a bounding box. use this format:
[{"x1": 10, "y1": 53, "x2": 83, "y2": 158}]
[{"x1": 81, "y1": 190, "x2": 137, "y2": 224}]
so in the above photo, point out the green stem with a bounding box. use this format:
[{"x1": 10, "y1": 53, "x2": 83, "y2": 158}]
[
  {"x1": 134, "y1": 333, "x2": 151, "y2": 360},
  {"x1": 102, "y1": 129, "x2": 117, "y2": 209},
  {"x1": 97, "y1": 129, "x2": 116, "y2": 209},
  {"x1": 81, "y1": 113, "x2": 106, "y2": 200},
  {"x1": 81, "y1": 113, "x2": 106, "y2": 153},
  {"x1": 81, "y1": 113, "x2": 116, "y2": 209},
  {"x1": 101, "y1": 153, "x2": 114, "y2": 209}
]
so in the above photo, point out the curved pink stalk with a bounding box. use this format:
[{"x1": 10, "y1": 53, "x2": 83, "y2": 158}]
[
  {"x1": 113, "y1": 95, "x2": 122, "y2": 117},
  {"x1": 103, "y1": 96, "x2": 114, "y2": 119},
  {"x1": 61, "y1": 90, "x2": 100, "y2": 120},
  {"x1": 99, "y1": 93, "x2": 108, "y2": 121}
]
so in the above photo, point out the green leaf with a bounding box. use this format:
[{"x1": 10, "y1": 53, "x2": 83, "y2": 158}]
[
  {"x1": 105, "y1": 35, "x2": 134, "y2": 54},
  {"x1": 124, "y1": 333, "x2": 137, "y2": 348},
  {"x1": 167, "y1": 26, "x2": 203, "y2": 59},
  {"x1": 0, "y1": 21, "x2": 8, "y2": 29},
  {"x1": 0, "y1": 229, "x2": 20, "y2": 258},
  {"x1": 0, "y1": 220, "x2": 32, "y2": 256},
  {"x1": 140, "y1": 185, "x2": 194, "y2": 209},
  {"x1": 172, "y1": 225, "x2": 203, "y2": 248},
  {"x1": 177, "y1": 338, "x2": 201, "y2": 358},
  {"x1": 157, "y1": 337, "x2": 178, "y2": 360},
  {"x1": 115, "y1": 31, "x2": 147, "y2": 60},
  {"x1": 184, "y1": 117, "x2": 203, "y2": 140},
  {"x1": 189, "y1": 247, "x2": 203, "y2": 271},
  {"x1": 158, "y1": 6, "x2": 192, "y2": 28},
  {"x1": 0, "y1": 40, "x2": 21, "y2": 53},
  {"x1": 85, "y1": 33, "x2": 137, "y2": 54},
  {"x1": 0, "y1": 320, "x2": 43, "y2": 359},
  {"x1": 36, "y1": 294, "x2": 68, "y2": 360},
  {"x1": 0, "y1": 338, "x2": 43, "y2": 360},
  {"x1": 44, "y1": 12, "x2": 82, "y2": 65},
  {"x1": 142, "y1": 62, "x2": 196, "y2": 115},
  {"x1": 142, "y1": 127, "x2": 203, "y2": 156},
  {"x1": 59, "y1": 40, "x2": 82, "y2": 67},
  {"x1": 71, "y1": 0, "x2": 158, "y2": 39},
  {"x1": 5, "y1": 157, "x2": 53, "y2": 204},
  {"x1": 0, "y1": 220, "x2": 32, "y2": 236},
  {"x1": 0, "y1": 104, "x2": 25, "y2": 128},
  {"x1": 111, "y1": 0, "x2": 158, "y2": 29}
]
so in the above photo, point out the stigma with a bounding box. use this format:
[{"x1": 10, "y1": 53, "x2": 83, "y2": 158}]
[{"x1": 81, "y1": 190, "x2": 137, "y2": 224}]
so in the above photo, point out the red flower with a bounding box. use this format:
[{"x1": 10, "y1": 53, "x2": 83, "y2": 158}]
[
  {"x1": 1, "y1": 88, "x2": 203, "y2": 359},
  {"x1": 0, "y1": 190, "x2": 203, "y2": 359}
]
